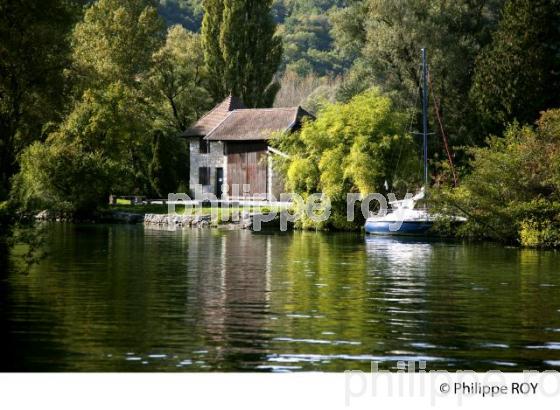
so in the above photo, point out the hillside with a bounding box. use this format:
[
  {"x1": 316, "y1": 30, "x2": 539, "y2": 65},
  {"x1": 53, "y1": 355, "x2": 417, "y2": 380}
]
[{"x1": 157, "y1": 0, "x2": 348, "y2": 76}]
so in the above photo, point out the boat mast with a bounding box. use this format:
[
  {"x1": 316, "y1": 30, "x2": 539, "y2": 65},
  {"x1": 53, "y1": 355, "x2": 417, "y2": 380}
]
[{"x1": 421, "y1": 48, "x2": 429, "y2": 188}]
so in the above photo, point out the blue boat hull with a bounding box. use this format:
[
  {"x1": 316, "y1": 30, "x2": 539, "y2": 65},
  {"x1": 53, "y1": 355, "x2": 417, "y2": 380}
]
[{"x1": 364, "y1": 220, "x2": 434, "y2": 236}]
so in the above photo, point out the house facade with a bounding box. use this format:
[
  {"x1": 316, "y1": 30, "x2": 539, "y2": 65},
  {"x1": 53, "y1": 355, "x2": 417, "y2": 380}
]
[{"x1": 181, "y1": 96, "x2": 312, "y2": 201}]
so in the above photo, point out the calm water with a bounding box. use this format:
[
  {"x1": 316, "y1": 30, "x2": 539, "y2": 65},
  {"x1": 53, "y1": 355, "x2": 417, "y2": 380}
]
[{"x1": 1, "y1": 223, "x2": 560, "y2": 372}]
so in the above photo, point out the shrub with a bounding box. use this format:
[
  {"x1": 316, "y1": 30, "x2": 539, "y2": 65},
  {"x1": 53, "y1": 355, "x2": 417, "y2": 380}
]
[{"x1": 434, "y1": 109, "x2": 560, "y2": 247}]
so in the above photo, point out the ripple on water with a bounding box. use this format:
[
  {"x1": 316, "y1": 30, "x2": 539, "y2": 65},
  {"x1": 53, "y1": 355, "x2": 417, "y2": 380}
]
[
  {"x1": 273, "y1": 337, "x2": 361, "y2": 346},
  {"x1": 6, "y1": 225, "x2": 560, "y2": 372},
  {"x1": 545, "y1": 328, "x2": 560, "y2": 333},
  {"x1": 480, "y1": 343, "x2": 509, "y2": 349},
  {"x1": 526, "y1": 343, "x2": 560, "y2": 350},
  {"x1": 256, "y1": 365, "x2": 303, "y2": 372},
  {"x1": 267, "y1": 353, "x2": 448, "y2": 364},
  {"x1": 489, "y1": 361, "x2": 517, "y2": 367},
  {"x1": 409, "y1": 342, "x2": 437, "y2": 349}
]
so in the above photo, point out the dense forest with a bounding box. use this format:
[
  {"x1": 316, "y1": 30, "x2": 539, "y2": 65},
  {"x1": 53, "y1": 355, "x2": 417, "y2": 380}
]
[
  {"x1": 158, "y1": 0, "x2": 348, "y2": 75},
  {"x1": 1, "y1": 0, "x2": 560, "y2": 248}
]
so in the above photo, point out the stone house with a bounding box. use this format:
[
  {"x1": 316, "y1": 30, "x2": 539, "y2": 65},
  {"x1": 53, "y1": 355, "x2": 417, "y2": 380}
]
[{"x1": 181, "y1": 96, "x2": 312, "y2": 200}]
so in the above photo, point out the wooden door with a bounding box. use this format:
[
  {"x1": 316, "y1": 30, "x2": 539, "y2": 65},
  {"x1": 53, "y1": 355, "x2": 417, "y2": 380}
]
[{"x1": 226, "y1": 142, "x2": 268, "y2": 198}]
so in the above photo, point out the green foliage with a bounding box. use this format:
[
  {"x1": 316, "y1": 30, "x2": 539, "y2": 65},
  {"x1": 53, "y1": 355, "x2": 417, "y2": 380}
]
[
  {"x1": 279, "y1": 10, "x2": 349, "y2": 76},
  {"x1": 14, "y1": 84, "x2": 150, "y2": 214},
  {"x1": 16, "y1": 140, "x2": 127, "y2": 215},
  {"x1": 332, "y1": 0, "x2": 505, "y2": 148},
  {"x1": 201, "y1": 0, "x2": 225, "y2": 101},
  {"x1": 202, "y1": 0, "x2": 283, "y2": 107},
  {"x1": 149, "y1": 131, "x2": 189, "y2": 197},
  {"x1": 470, "y1": 0, "x2": 560, "y2": 134},
  {"x1": 143, "y1": 25, "x2": 212, "y2": 198},
  {"x1": 8, "y1": 0, "x2": 218, "y2": 217},
  {"x1": 0, "y1": 0, "x2": 78, "y2": 197},
  {"x1": 0, "y1": 201, "x2": 15, "y2": 237},
  {"x1": 71, "y1": 0, "x2": 165, "y2": 89},
  {"x1": 433, "y1": 109, "x2": 560, "y2": 248},
  {"x1": 7, "y1": 0, "x2": 560, "y2": 246},
  {"x1": 12, "y1": 1, "x2": 213, "y2": 215},
  {"x1": 65, "y1": 0, "x2": 169, "y2": 200},
  {"x1": 1, "y1": 199, "x2": 47, "y2": 274},
  {"x1": 273, "y1": 88, "x2": 418, "y2": 230},
  {"x1": 162, "y1": 0, "x2": 345, "y2": 77},
  {"x1": 146, "y1": 25, "x2": 212, "y2": 131}
]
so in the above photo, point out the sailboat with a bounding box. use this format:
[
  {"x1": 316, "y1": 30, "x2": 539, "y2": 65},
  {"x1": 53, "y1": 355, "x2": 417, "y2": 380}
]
[
  {"x1": 364, "y1": 187, "x2": 436, "y2": 235},
  {"x1": 364, "y1": 49, "x2": 459, "y2": 236}
]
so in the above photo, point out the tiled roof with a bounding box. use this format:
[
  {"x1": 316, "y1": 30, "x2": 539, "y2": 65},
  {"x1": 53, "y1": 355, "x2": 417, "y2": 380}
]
[
  {"x1": 205, "y1": 107, "x2": 312, "y2": 141},
  {"x1": 180, "y1": 95, "x2": 246, "y2": 137}
]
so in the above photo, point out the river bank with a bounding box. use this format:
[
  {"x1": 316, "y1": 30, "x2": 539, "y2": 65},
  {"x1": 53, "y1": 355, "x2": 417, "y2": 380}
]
[{"x1": 33, "y1": 208, "x2": 281, "y2": 230}]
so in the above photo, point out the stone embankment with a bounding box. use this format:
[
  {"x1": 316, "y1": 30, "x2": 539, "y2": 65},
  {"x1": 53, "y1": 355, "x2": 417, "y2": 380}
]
[
  {"x1": 143, "y1": 213, "x2": 253, "y2": 229},
  {"x1": 35, "y1": 210, "x2": 283, "y2": 230}
]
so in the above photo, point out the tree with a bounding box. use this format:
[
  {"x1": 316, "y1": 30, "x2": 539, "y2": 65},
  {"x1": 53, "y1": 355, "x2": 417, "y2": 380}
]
[
  {"x1": 15, "y1": 139, "x2": 127, "y2": 215},
  {"x1": 434, "y1": 110, "x2": 560, "y2": 247},
  {"x1": 23, "y1": 0, "x2": 171, "y2": 213},
  {"x1": 331, "y1": 0, "x2": 505, "y2": 147},
  {"x1": 0, "y1": 0, "x2": 78, "y2": 199},
  {"x1": 145, "y1": 25, "x2": 212, "y2": 197},
  {"x1": 202, "y1": 0, "x2": 283, "y2": 107},
  {"x1": 14, "y1": 84, "x2": 150, "y2": 214},
  {"x1": 148, "y1": 131, "x2": 189, "y2": 197},
  {"x1": 470, "y1": 0, "x2": 560, "y2": 134},
  {"x1": 71, "y1": 0, "x2": 165, "y2": 90},
  {"x1": 278, "y1": 12, "x2": 349, "y2": 77},
  {"x1": 272, "y1": 88, "x2": 418, "y2": 229},
  {"x1": 147, "y1": 25, "x2": 212, "y2": 132},
  {"x1": 201, "y1": 0, "x2": 226, "y2": 101}
]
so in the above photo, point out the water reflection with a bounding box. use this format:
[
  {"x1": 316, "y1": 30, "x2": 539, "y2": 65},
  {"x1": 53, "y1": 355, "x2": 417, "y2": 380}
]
[
  {"x1": 1, "y1": 225, "x2": 560, "y2": 372},
  {"x1": 365, "y1": 236, "x2": 433, "y2": 274}
]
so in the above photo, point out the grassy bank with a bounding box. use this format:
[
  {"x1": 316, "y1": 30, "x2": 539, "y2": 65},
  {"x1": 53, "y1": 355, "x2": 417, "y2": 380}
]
[{"x1": 107, "y1": 204, "x2": 285, "y2": 218}]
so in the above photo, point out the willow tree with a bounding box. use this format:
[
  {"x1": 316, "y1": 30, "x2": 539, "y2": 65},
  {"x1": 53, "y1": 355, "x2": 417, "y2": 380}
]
[
  {"x1": 272, "y1": 88, "x2": 418, "y2": 230},
  {"x1": 202, "y1": 0, "x2": 283, "y2": 107}
]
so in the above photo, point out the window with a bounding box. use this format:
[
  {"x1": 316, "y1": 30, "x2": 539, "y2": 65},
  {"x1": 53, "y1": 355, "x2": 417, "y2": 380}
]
[
  {"x1": 198, "y1": 167, "x2": 211, "y2": 186},
  {"x1": 199, "y1": 138, "x2": 209, "y2": 154}
]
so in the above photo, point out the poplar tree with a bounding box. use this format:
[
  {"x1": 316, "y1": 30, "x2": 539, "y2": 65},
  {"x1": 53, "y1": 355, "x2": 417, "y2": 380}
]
[
  {"x1": 201, "y1": 0, "x2": 226, "y2": 102},
  {"x1": 202, "y1": 0, "x2": 283, "y2": 107}
]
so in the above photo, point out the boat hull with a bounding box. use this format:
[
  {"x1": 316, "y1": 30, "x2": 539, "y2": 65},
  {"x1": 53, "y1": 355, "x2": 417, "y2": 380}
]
[{"x1": 364, "y1": 220, "x2": 434, "y2": 236}]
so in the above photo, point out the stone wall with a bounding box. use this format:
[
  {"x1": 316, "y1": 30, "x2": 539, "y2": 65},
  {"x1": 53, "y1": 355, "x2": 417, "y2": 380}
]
[
  {"x1": 189, "y1": 138, "x2": 286, "y2": 200},
  {"x1": 189, "y1": 138, "x2": 227, "y2": 199}
]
